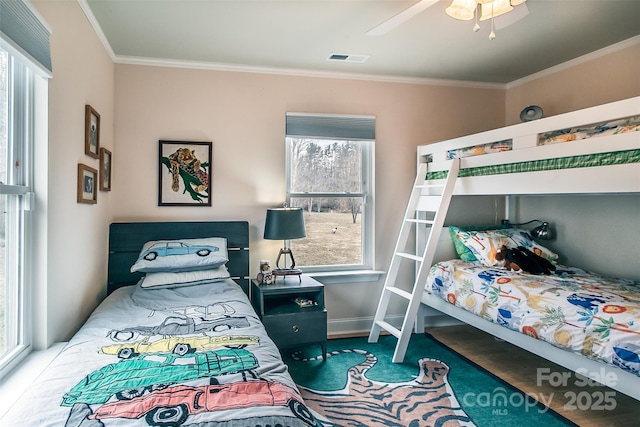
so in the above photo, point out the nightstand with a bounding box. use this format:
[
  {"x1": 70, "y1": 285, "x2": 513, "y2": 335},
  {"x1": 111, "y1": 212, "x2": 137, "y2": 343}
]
[{"x1": 251, "y1": 275, "x2": 327, "y2": 361}]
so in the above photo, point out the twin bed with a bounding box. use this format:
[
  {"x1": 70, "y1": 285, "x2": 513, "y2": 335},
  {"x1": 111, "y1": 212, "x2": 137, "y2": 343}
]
[
  {"x1": 3, "y1": 221, "x2": 318, "y2": 427},
  {"x1": 416, "y1": 97, "x2": 640, "y2": 401}
]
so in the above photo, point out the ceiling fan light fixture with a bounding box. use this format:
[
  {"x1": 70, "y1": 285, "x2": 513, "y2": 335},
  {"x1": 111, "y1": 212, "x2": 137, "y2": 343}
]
[
  {"x1": 480, "y1": 0, "x2": 514, "y2": 21},
  {"x1": 445, "y1": 0, "x2": 477, "y2": 21}
]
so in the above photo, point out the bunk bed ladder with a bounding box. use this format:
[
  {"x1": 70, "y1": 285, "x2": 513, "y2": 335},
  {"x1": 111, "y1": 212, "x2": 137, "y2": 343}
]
[{"x1": 368, "y1": 159, "x2": 460, "y2": 363}]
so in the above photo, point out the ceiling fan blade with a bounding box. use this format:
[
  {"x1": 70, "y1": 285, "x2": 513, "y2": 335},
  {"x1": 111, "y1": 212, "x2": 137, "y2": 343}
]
[
  {"x1": 494, "y1": 3, "x2": 529, "y2": 30},
  {"x1": 366, "y1": 0, "x2": 440, "y2": 36}
]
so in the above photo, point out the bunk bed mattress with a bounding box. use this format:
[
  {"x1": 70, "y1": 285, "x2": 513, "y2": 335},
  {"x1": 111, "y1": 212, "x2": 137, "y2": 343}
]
[
  {"x1": 3, "y1": 280, "x2": 316, "y2": 427},
  {"x1": 426, "y1": 260, "x2": 640, "y2": 376}
]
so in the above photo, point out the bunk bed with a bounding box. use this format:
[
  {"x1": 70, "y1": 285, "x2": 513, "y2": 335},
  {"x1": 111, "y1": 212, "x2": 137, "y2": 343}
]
[
  {"x1": 416, "y1": 97, "x2": 640, "y2": 401},
  {"x1": 2, "y1": 222, "x2": 318, "y2": 427}
]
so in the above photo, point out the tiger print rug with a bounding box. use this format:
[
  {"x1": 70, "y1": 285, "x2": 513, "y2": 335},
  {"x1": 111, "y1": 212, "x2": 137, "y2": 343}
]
[{"x1": 284, "y1": 334, "x2": 574, "y2": 427}]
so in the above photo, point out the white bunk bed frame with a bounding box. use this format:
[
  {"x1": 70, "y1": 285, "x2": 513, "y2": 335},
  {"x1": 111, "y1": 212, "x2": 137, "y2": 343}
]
[
  {"x1": 418, "y1": 96, "x2": 639, "y2": 195},
  {"x1": 417, "y1": 97, "x2": 640, "y2": 401}
]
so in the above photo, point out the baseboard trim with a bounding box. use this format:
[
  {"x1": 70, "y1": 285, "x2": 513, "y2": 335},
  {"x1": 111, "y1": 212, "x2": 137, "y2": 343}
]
[{"x1": 328, "y1": 314, "x2": 462, "y2": 338}]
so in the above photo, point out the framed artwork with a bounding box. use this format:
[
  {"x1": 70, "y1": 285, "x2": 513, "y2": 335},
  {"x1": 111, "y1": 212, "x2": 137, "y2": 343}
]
[
  {"x1": 84, "y1": 105, "x2": 100, "y2": 158},
  {"x1": 77, "y1": 163, "x2": 98, "y2": 204},
  {"x1": 99, "y1": 147, "x2": 112, "y2": 191},
  {"x1": 158, "y1": 140, "x2": 212, "y2": 206}
]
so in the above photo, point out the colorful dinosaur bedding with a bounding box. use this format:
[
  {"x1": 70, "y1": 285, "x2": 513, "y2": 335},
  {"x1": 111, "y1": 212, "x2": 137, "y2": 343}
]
[
  {"x1": 426, "y1": 260, "x2": 640, "y2": 376},
  {"x1": 3, "y1": 279, "x2": 317, "y2": 427}
]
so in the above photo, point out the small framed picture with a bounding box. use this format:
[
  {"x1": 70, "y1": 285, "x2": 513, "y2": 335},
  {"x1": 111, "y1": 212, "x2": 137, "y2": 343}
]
[
  {"x1": 158, "y1": 140, "x2": 212, "y2": 206},
  {"x1": 77, "y1": 163, "x2": 98, "y2": 204},
  {"x1": 99, "y1": 147, "x2": 112, "y2": 191},
  {"x1": 84, "y1": 105, "x2": 100, "y2": 158}
]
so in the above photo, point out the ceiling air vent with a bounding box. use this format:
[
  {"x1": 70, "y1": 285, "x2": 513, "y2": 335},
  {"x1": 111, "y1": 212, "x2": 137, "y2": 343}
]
[{"x1": 327, "y1": 53, "x2": 370, "y2": 63}]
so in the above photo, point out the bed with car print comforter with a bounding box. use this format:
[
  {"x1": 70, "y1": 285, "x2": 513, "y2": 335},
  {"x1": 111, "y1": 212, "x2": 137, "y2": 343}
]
[{"x1": 3, "y1": 278, "x2": 317, "y2": 427}]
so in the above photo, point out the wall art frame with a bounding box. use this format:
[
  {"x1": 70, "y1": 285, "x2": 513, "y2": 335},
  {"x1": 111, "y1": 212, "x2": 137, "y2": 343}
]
[
  {"x1": 158, "y1": 140, "x2": 212, "y2": 206},
  {"x1": 84, "y1": 104, "x2": 100, "y2": 158},
  {"x1": 77, "y1": 163, "x2": 98, "y2": 204},
  {"x1": 99, "y1": 147, "x2": 112, "y2": 191}
]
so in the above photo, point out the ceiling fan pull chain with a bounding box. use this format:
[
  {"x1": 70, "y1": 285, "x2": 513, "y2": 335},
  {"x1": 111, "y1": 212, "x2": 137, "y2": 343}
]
[{"x1": 489, "y1": 2, "x2": 497, "y2": 39}]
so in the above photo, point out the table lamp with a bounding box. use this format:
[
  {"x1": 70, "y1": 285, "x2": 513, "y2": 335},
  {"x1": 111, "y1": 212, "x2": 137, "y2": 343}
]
[{"x1": 264, "y1": 206, "x2": 306, "y2": 278}]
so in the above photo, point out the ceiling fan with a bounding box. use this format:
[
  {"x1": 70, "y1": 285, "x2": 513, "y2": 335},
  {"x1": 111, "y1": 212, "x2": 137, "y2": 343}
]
[
  {"x1": 366, "y1": 0, "x2": 440, "y2": 36},
  {"x1": 366, "y1": 0, "x2": 529, "y2": 36}
]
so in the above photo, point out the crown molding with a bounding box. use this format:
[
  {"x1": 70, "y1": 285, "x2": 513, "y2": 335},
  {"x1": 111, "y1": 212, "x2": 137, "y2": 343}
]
[
  {"x1": 506, "y1": 35, "x2": 640, "y2": 89},
  {"x1": 114, "y1": 55, "x2": 505, "y2": 89},
  {"x1": 77, "y1": 0, "x2": 115, "y2": 60}
]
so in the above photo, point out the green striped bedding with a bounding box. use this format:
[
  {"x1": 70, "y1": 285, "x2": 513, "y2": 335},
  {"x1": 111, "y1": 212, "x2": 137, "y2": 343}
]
[{"x1": 426, "y1": 149, "x2": 640, "y2": 180}]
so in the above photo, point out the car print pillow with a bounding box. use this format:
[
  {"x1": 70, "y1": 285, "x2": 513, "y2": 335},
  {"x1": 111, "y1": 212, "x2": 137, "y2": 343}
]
[
  {"x1": 130, "y1": 237, "x2": 228, "y2": 273},
  {"x1": 139, "y1": 265, "x2": 231, "y2": 289}
]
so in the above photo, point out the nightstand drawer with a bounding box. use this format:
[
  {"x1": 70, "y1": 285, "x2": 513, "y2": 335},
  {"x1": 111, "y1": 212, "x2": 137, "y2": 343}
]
[{"x1": 263, "y1": 310, "x2": 327, "y2": 348}]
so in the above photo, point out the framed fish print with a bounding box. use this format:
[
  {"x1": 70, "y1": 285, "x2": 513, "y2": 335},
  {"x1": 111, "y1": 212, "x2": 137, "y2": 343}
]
[
  {"x1": 158, "y1": 140, "x2": 212, "y2": 206},
  {"x1": 77, "y1": 163, "x2": 98, "y2": 204},
  {"x1": 99, "y1": 147, "x2": 112, "y2": 191},
  {"x1": 84, "y1": 105, "x2": 100, "y2": 158}
]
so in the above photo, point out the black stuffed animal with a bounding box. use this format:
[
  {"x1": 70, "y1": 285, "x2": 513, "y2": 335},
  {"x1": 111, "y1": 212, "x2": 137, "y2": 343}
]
[{"x1": 495, "y1": 245, "x2": 556, "y2": 275}]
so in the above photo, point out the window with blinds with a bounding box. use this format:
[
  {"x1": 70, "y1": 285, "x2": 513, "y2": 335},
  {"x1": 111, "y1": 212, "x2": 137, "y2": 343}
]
[
  {"x1": 0, "y1": 0, "x2": 50, "y2": 379},
  {"x1": 285, "y1": 113, "x2": 375, "y2": 272}
]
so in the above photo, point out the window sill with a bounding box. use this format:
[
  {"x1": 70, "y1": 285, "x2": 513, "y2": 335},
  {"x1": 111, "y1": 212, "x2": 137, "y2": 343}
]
[
  {"x1": 307, "y1": 270, "x2": 385, "y2": 284},
  {"x1": 0, "y1": 342, "x2": 66, "y2": 419}
]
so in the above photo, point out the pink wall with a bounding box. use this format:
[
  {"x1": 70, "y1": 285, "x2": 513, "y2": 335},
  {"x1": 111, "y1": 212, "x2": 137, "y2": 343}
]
[
  {"x1": 33, "y1": 0, "x2": 115, "y2": 346},
  {"x1": 113, "y1": 65, "x2": 505, "y2": 326},
  {"x1": 505, "y1": 42, "x2": 640, "y2": 125}
]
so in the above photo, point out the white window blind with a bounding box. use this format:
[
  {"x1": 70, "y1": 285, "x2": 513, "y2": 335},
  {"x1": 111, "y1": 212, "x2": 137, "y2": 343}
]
[
  {"x1": 0, "y1": 0, "x2": 52, "y2": 76},
  {"x1": 286, "y1": 113, "x2": 375, "y2": 140}
]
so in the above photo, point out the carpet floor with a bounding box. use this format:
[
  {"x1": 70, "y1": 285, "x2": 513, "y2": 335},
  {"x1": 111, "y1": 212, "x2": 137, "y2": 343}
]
[{"x1": 284, "y1": 334, "x2": 575, "y2": 427}]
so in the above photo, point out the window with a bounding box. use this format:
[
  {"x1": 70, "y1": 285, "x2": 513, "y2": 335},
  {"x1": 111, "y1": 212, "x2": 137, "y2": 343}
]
[
  {"x1": 0, "y1": 47, "x2": 33, "y2": 379},
  {"x1": 285, "y1": 114, "x2": 374, "y2": 273},
  {"x1": 0, "y1": 0, "x2": 51, "y2": 379}
]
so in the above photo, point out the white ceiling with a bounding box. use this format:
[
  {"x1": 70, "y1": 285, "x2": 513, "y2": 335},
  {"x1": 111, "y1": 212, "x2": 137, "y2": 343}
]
[{"x1": 83, "y1": 0, "x2": 640, "y2": 85}]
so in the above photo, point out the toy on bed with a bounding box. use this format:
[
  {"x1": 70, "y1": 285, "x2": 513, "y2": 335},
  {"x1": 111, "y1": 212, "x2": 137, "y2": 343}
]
[{"x1": 495, "y1": 245, "x2": 556, "y2": 275}]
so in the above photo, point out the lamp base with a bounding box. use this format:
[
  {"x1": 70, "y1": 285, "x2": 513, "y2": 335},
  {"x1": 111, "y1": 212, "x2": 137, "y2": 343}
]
[{"x1": 272, "y1": 268, "x2": 302, "y2": 282}]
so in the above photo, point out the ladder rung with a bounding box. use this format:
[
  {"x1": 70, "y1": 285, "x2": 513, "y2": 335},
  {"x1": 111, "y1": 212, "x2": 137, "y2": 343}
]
[
  {"x1": 386, "y1": 286, "x2": 412, "y2": 300},
  {"x1": 405, "y1": 218, "x2": 434, "y2": 225},
  {"x1": 415, "y1": 183, "x2": 445, "y2": 189},
  {"x1": 375, "y1": 320, "x2": 402, "y2": 339},
  {"x1": 396, "y1": 252, "x2": 422, "y2": 262}
]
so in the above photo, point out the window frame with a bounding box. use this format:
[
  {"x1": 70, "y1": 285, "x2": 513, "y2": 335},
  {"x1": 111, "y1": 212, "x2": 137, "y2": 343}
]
[
  {"x1": 285, "y1": 132, "x2": 375, "y2": 274},
  {"x1": 0, "y1": 48, "x2": 35, "y2": 380}
]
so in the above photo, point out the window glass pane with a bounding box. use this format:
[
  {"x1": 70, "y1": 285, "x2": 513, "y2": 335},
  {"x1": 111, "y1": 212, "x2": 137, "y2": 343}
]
[
  {"x1": 0, "y1": 49, "x2": 6, "y2": 184},
  {"x1": 289, "y1": 196, "x2": 363, "y2": 267},
  {"x1": 0, "y1": 195, "x2": 7, "y2": 355},
  {"x1": 289, "y1": 138, "x2": 362, "y2": 193},
  {"x1": 0, "y1": 49, "x2": 7, "y2": 355}
]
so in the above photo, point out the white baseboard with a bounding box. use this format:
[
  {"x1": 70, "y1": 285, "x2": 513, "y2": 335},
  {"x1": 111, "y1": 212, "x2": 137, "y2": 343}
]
[{"x1": 328, "y1": 313, "x2": 462, "y2": 337}]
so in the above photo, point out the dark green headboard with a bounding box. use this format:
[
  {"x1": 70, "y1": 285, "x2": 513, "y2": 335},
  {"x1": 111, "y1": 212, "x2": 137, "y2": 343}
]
[{"x1": 108, "y1": 221, "x2": 250, "y2": 295}]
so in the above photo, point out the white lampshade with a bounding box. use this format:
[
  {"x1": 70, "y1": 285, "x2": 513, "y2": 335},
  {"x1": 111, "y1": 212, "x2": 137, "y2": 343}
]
[
  {"x1": 445, "y1": 0, "x2": 477, "y2": 21},
  {"x1": 480, "y1": 0, "x2": 514, "y2": 21},
  {"x1": 511, "y1": 0, "x2": 527, "y2": 5}
]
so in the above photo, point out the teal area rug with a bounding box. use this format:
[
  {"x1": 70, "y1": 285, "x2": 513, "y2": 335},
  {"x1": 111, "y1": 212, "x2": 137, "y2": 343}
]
[{"x1": 284, "y1": 334, "x2": 575, "y2": 427}]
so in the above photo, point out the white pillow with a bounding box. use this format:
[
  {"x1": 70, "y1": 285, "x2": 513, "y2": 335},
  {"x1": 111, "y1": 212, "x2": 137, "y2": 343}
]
[
  {"x1": 139, "y1": 265, "x2": 231, "y2": 289},
  {"x1": 130, "y1": 237, "x2": 228, "y2": 273}
]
